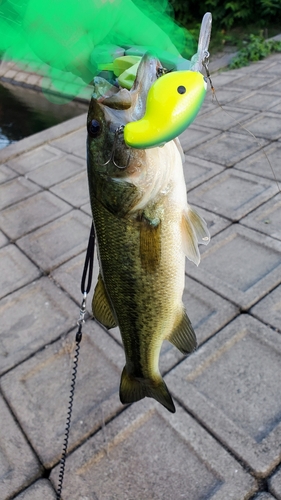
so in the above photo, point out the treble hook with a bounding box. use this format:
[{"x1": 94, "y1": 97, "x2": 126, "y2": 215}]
[{"x1": 99, "y1": 125, "x2": 131, "y2": 170}]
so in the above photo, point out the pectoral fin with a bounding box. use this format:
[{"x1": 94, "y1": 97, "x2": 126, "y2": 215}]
[
  {"x1": 92, "y1": 274, "x2": 117, "y2": 329},
  {"x1": 182, "y1": 206, "x2": 210, "y2": 266},
  {"x1": 167, "y1": 308, "x2": 197, "y2": 354}
]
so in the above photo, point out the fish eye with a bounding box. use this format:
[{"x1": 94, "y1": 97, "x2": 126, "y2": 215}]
[
  {"x1": 177, "y1": 85, "x2": 186, "y2": 95},
  {"x1": 87, "y1": 119, "x2": 102, "y2": 138}
]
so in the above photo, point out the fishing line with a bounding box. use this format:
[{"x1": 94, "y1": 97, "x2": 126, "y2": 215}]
[
  {"x1": 202, "y1": 58, "x2": 281, "y2": 194},
  {"x1": 56, "y1": 223, "x2": 95, "y2": 500}
]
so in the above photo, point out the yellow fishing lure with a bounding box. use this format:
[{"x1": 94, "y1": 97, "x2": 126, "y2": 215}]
[{"x1": 124, "y1": 70, "x2": 207, "y2": 149}]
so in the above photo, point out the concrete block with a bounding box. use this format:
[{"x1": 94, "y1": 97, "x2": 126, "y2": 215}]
[
  {"x1": 230, "y1": 74, "x2": 279, "y2": 89},
  {"x1": 17, "y1": 210, "x2": 92, "y2": 272},
  {"x1": 230, "y1": 112, "x2": 281, "y2": 140},
  {"x1": 251, "y1": 283, "x2": 281, "y2": 333},
  {"x1": 27, "y1": 154, "x2": 85, "y2": 188},
  {"x1": 25, "y1": 73, "x2": 43, "y2": 87},
  {"x1": 14, "y1": 479, "x2": 56, "y2": 500},
  {"x1": 51, "y1": 128, "x2": 87, "y2": 159},
  {"x1": 179, "y1": 124, "x2": 220, "y2": 152},
  {"x1": 80, "y1": 201, "x2": 92, "y2": 217},
  {"x1": 50, "y1": 400, "x2": 257, "y2": 500},
  {"x1": 0, "y1": 191, "x2": 71, "y2": 240},
  {"x1": 0, "y1": 163, "x2": 17, "y2": 183},
  {"x1": 241, "y1": 195, "x2": 281, "y2": 240},
  {"x1": 166, "y1": 315, "x2": 281, "y2": 477},
  {"x1": 2, "y1": 69, "x2": 18, "y2": 80},
  {"x1": 195, "y1": 105, "x2": 257, "y2": 131},
  {"x1": 186, "y1": 225, "x2": 281, "y2": 310},
  {"x1": 206, "y1": 86, "x2": 248, "y2": 106},
  {"x1": 263, "y1": 61, "x2": 281, "y2": 76},
  {"x1": 188, "y1": 170, "x2": 278, "y2": 221},
  {"x1": 254, "y1": 494, "x2": 278, "y2": 500},
  {"x1": 184, "y1": 154, "x2": 225, "y2": 190},
  {"x1": 7, "y1": 145, "x2": 63, "y2": 174},
  {"x1": 231, "y1": 90, "x2": 281, "y2": 111},
  {"x1": 50, "y1": 171, "x2": 89, "y2": 208},
  {"x1": 0, "y1": 229, "x2": 8, "y2": 248},
  {"x1": 1, "y1": 322, "x2": 124, "y2": 468},
  {"x1": 187, "y1": 131, "x2": 268, "y2": 167},
  {"x1": 209, "y1": 71, "x2": 245, "y2": 88},
  {"x1": 0, "y1": 244, "x2": 40, "y2": 299},
  {"x1": 0, "y1": 394, "x2": 41, "y2": 499},
  {"x1": 0, "y1": 277, "x2": 77, "y2": 375},
  {"x1": 269, "y1": 466, "x2": 281, "y2": 499},
  {"x1": 235, "y1": 140, "x2": 281, "y2": 182},
  {"x1": 0, "y1": 176, "x2": 41, "y2": 210}
]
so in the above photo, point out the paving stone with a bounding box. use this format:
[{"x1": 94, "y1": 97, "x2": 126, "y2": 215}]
[
  {"x1": 7, "y1": 145, "x2": 63, "y2": 174},
  {"x1": 50, "y1": 400, "x2": 257, "y2": 500},
  {"x1": 188, "y1": 170, "x2": 278, "y2": 221},
  {"x1": 235, "y1": 141, "x2": 281, "y2": 182},
  {"x1": 0, "y1": 163, "x2": 17, "y2": 183},
  {"x1": 14, "y1": 479, "x2": 56, "y2": 500},
  {"x1": 0, "y1": 191, "x2": 71, "y2": 240},
  {"x1": 230, "y1": 74, "x2": 279, "y2": 90},
  {"x1": 0, "y1": 244, "x2": 40, "y2": 299},
  {"x1": 2, "y1": 68, "x2": 18, "y2": 80},
  {"x1": 254, "y1": 494, "x2": 277, "y2": 500},
  {"x1": 0, "y1": 322, "x2": 124, "y2": 469},
  {"x1": 50, "y1": 171, "x2": 89, "y2": 208},
  {"x1": 0, "y1": 394, "x2": 41, "y2": 499},
  {"x1": 109, "y1": 275, "x2": 238, "y2": 374},
  {"x1": 51, "y1": 127, "x2": 87, "y2": 159},
  {"x1": 27, "y1": 153, "x2": 86, "y2": 188},
  {"x1": 230, "y1": 112, "x2": 281, "y2": 140},
  {"x1": 0, "y1": 176, "x2": 41, "y2": 210},
  {"x1": 241, "y1": 195, "x2": 281, "y2": 241},
  {"x1": 17, "y1": 210, "x2": 92, "y2": 272},
  {"x1": 186, "y1": 225, "x2": 281, "y2": 310},
  {"x1": 263, "y1": 61, "x2": 281, "y2": 76},
  {"x1": 209, "y1": 71, "x2": 246, "y2": 88},
  {"x1": 166, "y1": 314, "x2": 281, "y2": 477},
  {"x1": 184, "y1": 154, "x2": 225, "y2": 189},
  {"x1": 206, "y1": 86, "x2": 248, "y2": 105},
  {"x1": 251, "y1": 283, "x2": 281, "y2": 333},
  {"x1": 230, "y1": 91, "x2": 281, "y2": 112},
  {"x1": 269, "y1": 466, "x2": 281, "y2": 499},
  {"x1": 0, "y1": 229, "x2": 8, "y2": 248},
  {"x1": 187, "y1": 131, "x2": 268, "y2": 167},
  {"x1": 267, "y1": 79, "x2": 281, "y2": 94},
  {"x1": 24, "y1": 73, "x2": 43, "y2": 87},
  {"x1": 80, "y1": 201, "x2": 92, "y2": 216},
  {"x1": 179, "y1": 124, "x2": 220, "y2": 152},
  {"x1": 195, "y1": 105, "x2": 257, "y2": 131},
  {"x1": 0, "y1": 277, "x2": 77, "y2": 375}
]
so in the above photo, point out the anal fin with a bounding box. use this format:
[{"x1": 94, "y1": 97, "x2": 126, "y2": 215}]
[
  {"x1": 92, "y1": 273, "x2": 117, "y2": 329},
  {"x1": 167, "y1": 308, "x2": 197, "y2": 354}
]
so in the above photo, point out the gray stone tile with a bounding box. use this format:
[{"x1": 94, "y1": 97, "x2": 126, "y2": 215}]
[
  {"x1": 195, "y1": 105, "x2": 257, "y2": 131},
  {"x1": 0, "y1": 394, "x2": 41, "y2": 499},
  {"x1": 188, "y1": 131, "x2": 268, "y2": 167},
  {"x1": 51, "y1": 128, "x2": 87, "y2": 159},
  {"x1": 0, "y1": 176, "x2": 41, "y2": 210},
  {"x1": 27, "y1": 153, "x2": 85, "y2": 188},
  {"x1": 188, "y1": 170, "x2": 278, "y2": 221},
  {"x1": 0, "y1": 277, "x2": 77, "y2": 375},
  {"x1": 0, "y1": 229, "x2": 8, "y2": 248},
  {"x1": 206, "y1": 86, "x2": 248, "y2": 106},
  {"x1": 254, "y1": 494, "x2": 277, "y2": 500},
  {"x1": 230, "y1": 112, "x2": 281, "y2": 140},
  {"x1": 186, "y1": 225, "x2": 281, "y2": 310},
  {"x1": 241, "y1": 195, "x2": 281, "y2": 241},
  {"x1": 230, "y1": 74, "x2": 279, "y2": 90},
  {"x1": 230, "y1": 90, "x2": 281, "y2": 111},
  {"x1": 184, "y1": 154, "x2": 225, "y2": 189},
  {"x1": 0, "y1": 163, "x2": 17, "y2": 183},
  {"x1": 7, "y1": 145, "x2": 63, "y2": 174},
  {"x1": 166, "y1": 315, "x2": 281, "y2": 477},
  {"x1": 209, "y1": 71, "x2": 246, "y2": 88},
  {"x1": 267, "y1": 79, "x2": 281, "y2": 94},
  {"x1": 50, "y1": 400, "x2": 257, "y2": 500},
  {"x1": 17, "y1": 210, "x2": 92, "y2": 272},
  {"x1": 14, "y1": 479, "x2": 56, "y2": 500},
  {"x1": 269, "y1": 466, "x2": 281, "y2": 499},
  {"x1": 179, "y1": 124, "x2": 220, "y2": 152},
  {"x1": 190, "y1": 205, "x2": 232, "y2": 237},
  {"x1": 80, "y1": 201, "x2": 92, "y2": 216},
  {"x1": 262, "y1": 61, "x2": 281, "y2": 76},
  {"x1": 50, "y1": 171, "x2": 89, "y2": 208},
  {"x1": 0, "y1": 244, "x2": 40, "y2": 299},
  {"x1": 0, "y1": 191, "x2": 71, "y2": 240},
  {"x1": 235, "y1": 141, "x2": 281, "y2": 182},
  {"x1": 1, "y1": 322, "x2": 124, "y2": 468},
  {"x1": 251, "y1": 284, "x2": 281, "y2": 333}
]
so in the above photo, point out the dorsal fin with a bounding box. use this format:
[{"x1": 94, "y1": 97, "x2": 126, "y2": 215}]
[{"x1": 92, "y1": 273, "x2": 117, "y2": 329}]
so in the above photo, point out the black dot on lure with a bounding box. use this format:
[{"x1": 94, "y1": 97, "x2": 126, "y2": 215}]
[
  {"x1": 177, "y1": 85, "x2": 186, "y2": 94},
  {"x1": 88, "y1": 119, "x2": 102, "y2": 137}
]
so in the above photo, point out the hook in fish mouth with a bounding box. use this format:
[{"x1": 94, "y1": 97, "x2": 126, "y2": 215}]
[{"x1": 99, "y1": 125, "x2": 131, "y2": 170}]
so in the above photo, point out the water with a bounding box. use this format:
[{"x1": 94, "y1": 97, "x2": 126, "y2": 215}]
[{"x1": 0, "y1": 81, "x2": 89, "y2": 149}]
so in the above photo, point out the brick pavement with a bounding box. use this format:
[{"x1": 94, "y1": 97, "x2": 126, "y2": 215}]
[{"x1": 1, "y1": 53, "x2": 281, "y2": 499}]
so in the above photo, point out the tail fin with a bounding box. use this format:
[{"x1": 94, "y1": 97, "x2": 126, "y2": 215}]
[{"x1": 119, "y1": 367, "x2": 175, "y2": 413}]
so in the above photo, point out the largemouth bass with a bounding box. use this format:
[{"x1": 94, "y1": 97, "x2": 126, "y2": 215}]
[{"x1": 87, "y1": 54, "x2": 210, "y2": 413}]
